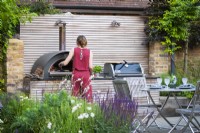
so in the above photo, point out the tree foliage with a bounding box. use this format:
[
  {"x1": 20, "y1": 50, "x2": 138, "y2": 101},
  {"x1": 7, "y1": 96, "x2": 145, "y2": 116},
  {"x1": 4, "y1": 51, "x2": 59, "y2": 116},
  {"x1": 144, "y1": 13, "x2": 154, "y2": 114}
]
[
  {"x1": 0, "y1": 0, "x2": 61, "y2": 92},
  {"x1": 0, "y1": 0, "x2": 36, "y2": 91},
  {"x1": 29, "y1": 0, "x2": 60, "y2": 15},
  {"x1": 145, "y1": 0, "x2": 200, "y2": 54}
]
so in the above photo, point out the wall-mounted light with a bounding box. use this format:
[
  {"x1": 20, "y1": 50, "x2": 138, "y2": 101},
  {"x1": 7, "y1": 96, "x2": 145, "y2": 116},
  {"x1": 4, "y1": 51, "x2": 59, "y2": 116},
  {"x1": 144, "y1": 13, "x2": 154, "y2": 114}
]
[{"x1": 111, "y1": 20, "x2": 120, "y2": 27}]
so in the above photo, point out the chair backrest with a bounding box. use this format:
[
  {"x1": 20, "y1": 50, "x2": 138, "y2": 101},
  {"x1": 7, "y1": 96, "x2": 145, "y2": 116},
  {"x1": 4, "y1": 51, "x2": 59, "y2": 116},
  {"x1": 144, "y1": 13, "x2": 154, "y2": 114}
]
[
  {"x1": 126, "y1": 77, "x2": 147, "y2": 98},
  {"x1": 112, "y1": 79, "x2": 131, "y2": 100},
  {"x1": 193, "y1": 81, "x2": 200, "y2": 110}
]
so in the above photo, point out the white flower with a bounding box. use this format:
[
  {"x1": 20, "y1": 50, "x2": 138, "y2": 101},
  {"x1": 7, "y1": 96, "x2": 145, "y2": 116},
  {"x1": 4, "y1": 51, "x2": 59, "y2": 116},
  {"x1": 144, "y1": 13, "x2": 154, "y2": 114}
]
[
  {"x1": 83, "y1": 113, "x2": 89, "y2": 118},
  {"x1": 71, "y1": 100, "x2": 75, "y2": 104},
  {"x1": 67, "y1": 80, "x2": 71, "y2": 84},
  {"x1": 0, "y1": 119, "x2": 4, "y2": 123},
  {"x1": 90, "y1": 112, "x2": 95, "y2": 118},
  {"x1": 47, "y1": 122, "x2": 52, "y2": 129},
  {"x1": 87, "y1": 107, "x2": 92, "y2": 111},
  {"x1": 77, "y1": 103, "x2": 82, "y2": 107},
  {"x1": 78, "y1": 130, "x2": 82, "y2": 133},
  {"x1": 72, "y1": 106, "x2": 78, "y2": 113},
  {"x1": 78, "y1": 114, "x2": 84, "y2": 119}
]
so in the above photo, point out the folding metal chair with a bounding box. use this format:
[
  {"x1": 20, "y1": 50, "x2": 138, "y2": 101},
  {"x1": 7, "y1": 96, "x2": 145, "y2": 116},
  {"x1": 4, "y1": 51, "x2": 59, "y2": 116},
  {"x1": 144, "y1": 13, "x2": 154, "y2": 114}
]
[
  {"x1": 169, "y1": 81, "x2": 200, "y2": 133},
  {"x1": 112, "y1": 79, "x2": 155, "y2": 133}
]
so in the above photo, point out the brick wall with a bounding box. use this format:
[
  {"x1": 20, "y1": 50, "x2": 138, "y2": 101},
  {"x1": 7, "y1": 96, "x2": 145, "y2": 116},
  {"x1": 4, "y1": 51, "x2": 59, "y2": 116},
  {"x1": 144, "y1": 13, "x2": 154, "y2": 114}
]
[
  {"x1": 149, "y1": 42, "x2": 200, "y2": 76},
  {"x1": 7, "y1": 39, "x2": 24, "y2": 93},
  {"x1": 176, "y1": 47, "x2": 200, "y2": 62},
  {"x1": 148, "y1": 42, "x2": 169, "y2": 75}
]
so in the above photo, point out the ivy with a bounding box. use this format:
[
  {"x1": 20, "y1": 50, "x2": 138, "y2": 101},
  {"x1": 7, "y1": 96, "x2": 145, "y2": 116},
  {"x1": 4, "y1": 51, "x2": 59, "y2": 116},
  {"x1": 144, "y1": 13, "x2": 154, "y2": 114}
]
[
  {"x1": 0, "y1": 0, "x2": 61, "y2": 92},
  {"x1": 0, "y1": 0, "x2": 37, "y2": 91}
]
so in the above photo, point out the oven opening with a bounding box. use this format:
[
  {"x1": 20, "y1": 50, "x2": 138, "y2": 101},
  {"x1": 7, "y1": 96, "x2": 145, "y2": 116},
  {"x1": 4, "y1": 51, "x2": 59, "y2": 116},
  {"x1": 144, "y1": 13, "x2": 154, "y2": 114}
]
[{"x1": 49, "y1": 59, "x2": 73, "y2": 77}]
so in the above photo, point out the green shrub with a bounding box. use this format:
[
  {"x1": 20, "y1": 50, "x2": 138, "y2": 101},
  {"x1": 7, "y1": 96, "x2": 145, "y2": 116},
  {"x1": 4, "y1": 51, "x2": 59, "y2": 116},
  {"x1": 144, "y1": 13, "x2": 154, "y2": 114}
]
[
  {"x1": 93, "y1": 66, "x2": 102, "y2": 73},
  {"x1": 11, "y1": 91, "x2": 98, "y2": 133},
  {"x1": 29, "y1": 0, "x2": 60, "y2": 15},
  {"x1": 0, "y1": 92, "x2": 37, "y2": 133},
  {"x1": 0, "y1": 90, "x2": 137, "y2": 133}
]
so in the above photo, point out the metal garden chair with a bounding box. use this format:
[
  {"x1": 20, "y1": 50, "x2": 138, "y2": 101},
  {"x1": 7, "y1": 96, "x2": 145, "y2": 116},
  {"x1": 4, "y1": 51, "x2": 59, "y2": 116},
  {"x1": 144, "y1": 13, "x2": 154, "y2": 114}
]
[
  {"x1": 169, "y1": 81, "x2": 200, "y2": 133},
  {"x1": 112, "y1": 79, "x2": 155, "y2": 133}
]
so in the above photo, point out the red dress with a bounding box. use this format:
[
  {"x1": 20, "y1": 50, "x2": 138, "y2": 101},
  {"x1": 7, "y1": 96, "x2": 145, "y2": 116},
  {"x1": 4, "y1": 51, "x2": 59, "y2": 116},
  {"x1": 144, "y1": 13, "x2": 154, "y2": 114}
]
[{"x1": 72, "y1": 47, "x2": 92, "y2": 102}]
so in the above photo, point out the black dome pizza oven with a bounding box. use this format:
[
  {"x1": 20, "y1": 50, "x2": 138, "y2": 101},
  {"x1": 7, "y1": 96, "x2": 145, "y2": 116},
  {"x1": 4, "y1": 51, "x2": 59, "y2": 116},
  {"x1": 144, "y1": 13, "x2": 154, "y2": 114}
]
[
  {"x1": 30, "y1": 20, "x2": 73, "y2": 80},
  {"x1": 31, "y1": 51, "x2": 73, "y2": 80}
]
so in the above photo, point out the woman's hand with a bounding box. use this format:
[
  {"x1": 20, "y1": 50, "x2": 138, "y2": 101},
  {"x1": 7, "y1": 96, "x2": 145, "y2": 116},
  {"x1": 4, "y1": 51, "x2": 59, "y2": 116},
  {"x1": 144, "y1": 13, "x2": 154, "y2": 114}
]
[{"x1": 59, "y1": 62, "x2": 64, "y2": 68}]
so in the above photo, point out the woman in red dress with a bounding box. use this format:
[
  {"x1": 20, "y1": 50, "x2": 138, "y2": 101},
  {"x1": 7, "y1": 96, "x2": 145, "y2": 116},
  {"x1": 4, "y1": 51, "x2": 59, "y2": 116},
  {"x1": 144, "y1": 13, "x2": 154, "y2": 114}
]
[{"x1": 59, "y1": 35, "x2": 93, "y2": 102}]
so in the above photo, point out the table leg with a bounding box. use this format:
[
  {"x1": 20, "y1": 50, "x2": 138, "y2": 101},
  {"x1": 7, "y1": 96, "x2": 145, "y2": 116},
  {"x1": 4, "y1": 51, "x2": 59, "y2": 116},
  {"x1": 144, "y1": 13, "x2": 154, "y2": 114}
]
[{"x1": 146, "y1": 91, "x2": 174, "y2": 128}]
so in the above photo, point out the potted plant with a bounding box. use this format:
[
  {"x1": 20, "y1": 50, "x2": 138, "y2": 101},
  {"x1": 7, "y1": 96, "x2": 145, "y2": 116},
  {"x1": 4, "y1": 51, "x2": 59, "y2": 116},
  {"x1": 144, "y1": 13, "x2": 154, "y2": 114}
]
[{"x1": 93, "y1": 65, "x2": 102, "y2": 77}]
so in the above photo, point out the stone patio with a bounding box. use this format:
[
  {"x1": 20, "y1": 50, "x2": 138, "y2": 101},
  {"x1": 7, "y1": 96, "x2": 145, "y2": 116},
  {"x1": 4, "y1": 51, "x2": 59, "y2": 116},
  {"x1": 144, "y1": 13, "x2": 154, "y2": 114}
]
[{"x1": 147, "y1": 116, "x2": 200, "y2": 133}]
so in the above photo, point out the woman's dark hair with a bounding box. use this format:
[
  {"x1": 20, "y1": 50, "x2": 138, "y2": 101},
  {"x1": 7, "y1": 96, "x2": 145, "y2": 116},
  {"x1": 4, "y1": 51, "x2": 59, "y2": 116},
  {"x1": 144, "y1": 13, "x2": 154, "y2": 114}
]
[{"x1": 76, "y1": 35, "x2": 87, "y2": 48}]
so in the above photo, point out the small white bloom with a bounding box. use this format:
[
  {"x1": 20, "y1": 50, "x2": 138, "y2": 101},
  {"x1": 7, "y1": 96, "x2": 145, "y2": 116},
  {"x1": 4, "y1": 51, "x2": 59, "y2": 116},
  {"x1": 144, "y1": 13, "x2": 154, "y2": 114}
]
[
  {"x1": 0, "y1": 119, "x2": 4, "y2": 123},
  {"x1": 90, "y1": 112, "x2": 95, "y2": 118},
  {"x1": 78, "y1": 114, "x2": 84, "y2": 119},
  {"x1": 78, "y1": 130, "x2": 82, "y2": 133},
  {"x1": 77, "y1": 103, "x2": 82, "y2": 107},
  {"x1": 83, "y1": 113, "x2": 89, "y2": 118},
  {"x1": 71, "y1": 100, "x2": 75, "y2": 104},
  {"x1": 72, "y1": 106, "x2": 78, "y2": 113},
  {"x1": 87, "y1": 107, "x2": 92, "y2": 111},
  {"x1": 67, "y1": 80, "x2": 71, "y2": 84},
  {"x1": 47, "y1": 122, "x2": 52, "y2": 129}
]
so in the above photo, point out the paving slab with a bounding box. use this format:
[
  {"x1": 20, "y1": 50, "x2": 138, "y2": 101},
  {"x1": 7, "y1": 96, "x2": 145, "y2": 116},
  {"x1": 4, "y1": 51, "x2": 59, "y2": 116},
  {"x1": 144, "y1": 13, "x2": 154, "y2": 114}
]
[{"x1": 143, "y1": 116, "x2": 200, "y2": 133}]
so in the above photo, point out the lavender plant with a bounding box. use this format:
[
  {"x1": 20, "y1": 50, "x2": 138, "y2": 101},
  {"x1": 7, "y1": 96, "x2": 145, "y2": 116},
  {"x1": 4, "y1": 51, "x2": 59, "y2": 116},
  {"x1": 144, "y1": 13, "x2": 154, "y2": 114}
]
[{"x1": 95, "y1": 95, "x2": 138, "y2": 133}]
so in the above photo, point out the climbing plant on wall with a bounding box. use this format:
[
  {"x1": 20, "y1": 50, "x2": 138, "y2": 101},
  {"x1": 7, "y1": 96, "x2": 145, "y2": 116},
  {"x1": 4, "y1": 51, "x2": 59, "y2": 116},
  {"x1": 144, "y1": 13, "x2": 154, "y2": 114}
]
[
  {"x1": 0, "y1": 0, "x2": 36, "y2": 92},
  {"x1": 0, "y1": 0, "x2": 60, "y2": 92}
]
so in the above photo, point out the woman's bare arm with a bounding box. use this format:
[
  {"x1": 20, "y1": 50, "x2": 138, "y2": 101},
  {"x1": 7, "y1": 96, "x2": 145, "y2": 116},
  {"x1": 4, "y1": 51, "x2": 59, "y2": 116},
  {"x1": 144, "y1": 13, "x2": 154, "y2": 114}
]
[
  {"x1": 62, "y1": 48, "x2": 74, "y2": 66},
  {"x1": 89, "y1": 50, "x2": 93, "y2": 74}
]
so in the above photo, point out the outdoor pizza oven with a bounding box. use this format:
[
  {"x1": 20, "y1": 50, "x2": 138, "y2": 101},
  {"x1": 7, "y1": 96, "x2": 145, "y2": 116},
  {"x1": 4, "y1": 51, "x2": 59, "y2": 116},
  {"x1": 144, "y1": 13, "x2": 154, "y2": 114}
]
[
  {"x1": 103, "y1": 61, "x2": 144, "y2": 78},
  {"x1": 30, "y1": 20, "x2": 72, "y2": 80},
  {"x1": 31, "y1": 51, "x2": 73, "y2": 80}
]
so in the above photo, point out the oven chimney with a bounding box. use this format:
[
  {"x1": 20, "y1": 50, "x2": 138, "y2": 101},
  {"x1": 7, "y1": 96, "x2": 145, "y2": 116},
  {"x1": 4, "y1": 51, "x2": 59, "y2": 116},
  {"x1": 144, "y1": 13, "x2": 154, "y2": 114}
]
[{"x1": 55, "y1": 20, "x2": 66, "y2": 51}]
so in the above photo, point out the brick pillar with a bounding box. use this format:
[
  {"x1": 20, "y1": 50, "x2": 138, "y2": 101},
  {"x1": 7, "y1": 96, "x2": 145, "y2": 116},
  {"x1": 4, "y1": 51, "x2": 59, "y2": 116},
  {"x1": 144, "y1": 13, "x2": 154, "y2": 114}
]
[
  {"x1": 7, "y1": 39, "x2": 24, "y2": 93},
  {"x1": 149, "y1": 42, "x2": 169, "y2": 75}
]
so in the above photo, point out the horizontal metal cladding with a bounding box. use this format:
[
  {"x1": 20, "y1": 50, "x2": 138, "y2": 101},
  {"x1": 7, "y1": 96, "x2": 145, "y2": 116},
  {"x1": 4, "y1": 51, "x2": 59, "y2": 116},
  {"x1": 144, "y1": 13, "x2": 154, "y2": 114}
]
[{"x1": 21, "y1": 14, "x2": 148, "y2": 74}]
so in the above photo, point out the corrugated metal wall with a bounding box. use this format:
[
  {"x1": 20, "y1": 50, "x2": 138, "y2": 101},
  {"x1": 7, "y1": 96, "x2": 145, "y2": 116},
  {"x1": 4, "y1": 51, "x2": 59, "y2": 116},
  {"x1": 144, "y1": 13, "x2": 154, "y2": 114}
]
[{"x1": 20, "y1": 14, "x2": 148, "y2": 74}]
